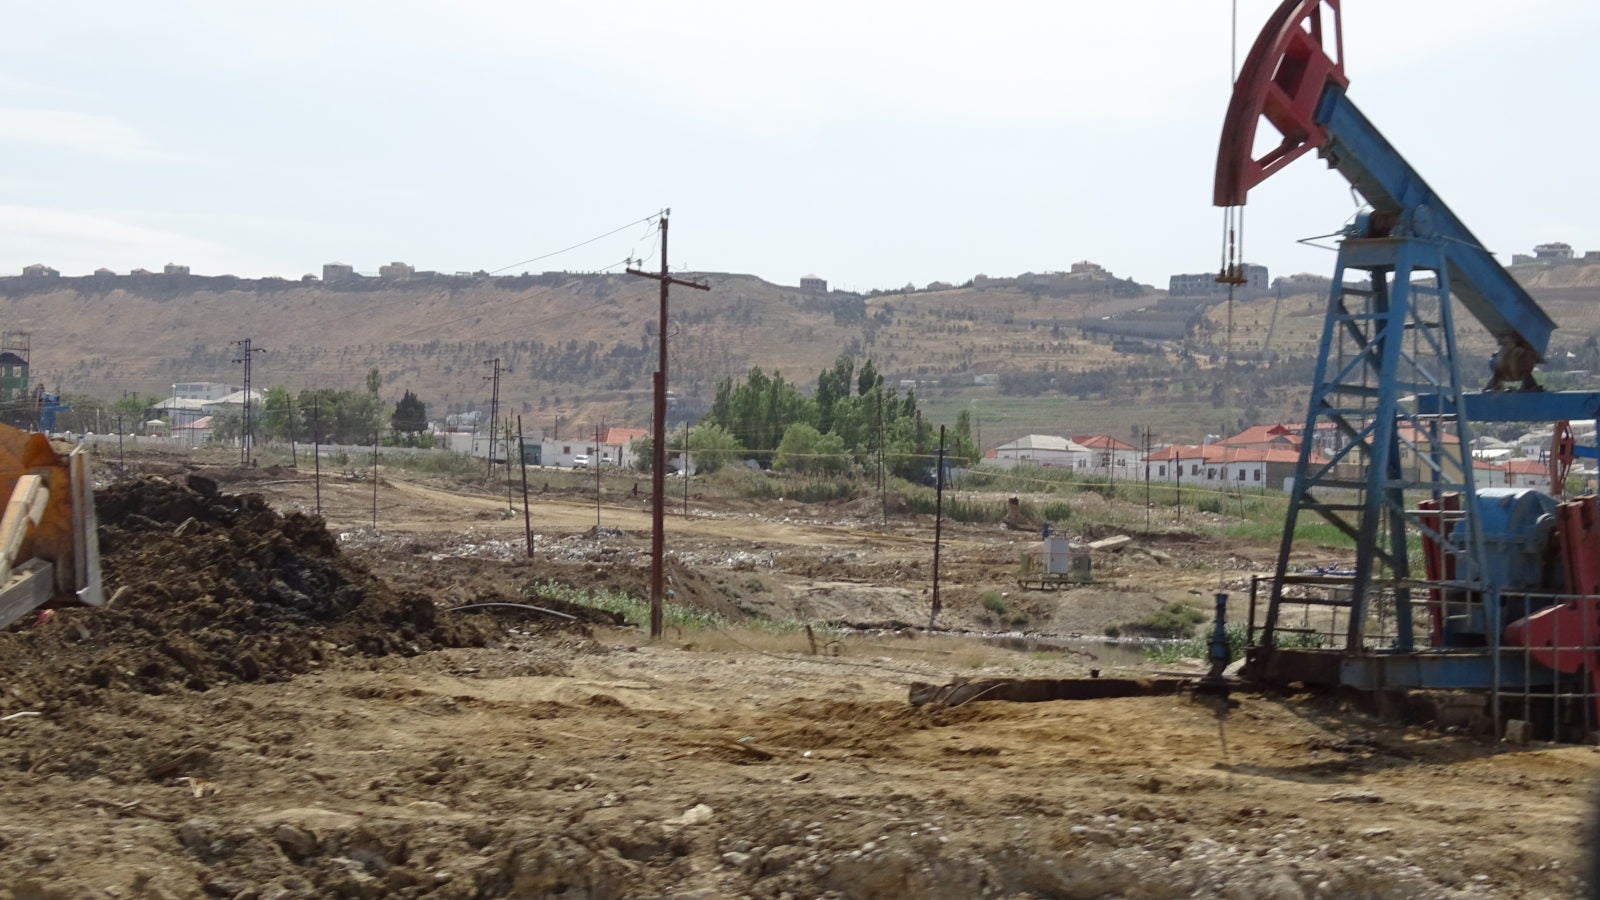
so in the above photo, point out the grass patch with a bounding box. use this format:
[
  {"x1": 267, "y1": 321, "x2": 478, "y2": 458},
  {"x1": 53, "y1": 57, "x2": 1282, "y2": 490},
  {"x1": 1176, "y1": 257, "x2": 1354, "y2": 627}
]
[
  {"x1": 1119, "y1": 601, "x2": 1207, "y2": 640},
  {"x1": 1143, "y1": 622, "x2": 1326, "y2": 664},
  {"x1": 729, "y1": 471, "x2": 860, "y2": 503},
  {"x1": 522, "y1": 580, "x2": 725, "y2": 631},
  {"x1": 383, "y1": 449, "x2": 485, "y2": 478},
  {"x1": 980, "y1": 591, "x2": 1008, "y2": 616},
  {"x1": 901, "y1": 488, "x2": 1026, "y2": 523}
]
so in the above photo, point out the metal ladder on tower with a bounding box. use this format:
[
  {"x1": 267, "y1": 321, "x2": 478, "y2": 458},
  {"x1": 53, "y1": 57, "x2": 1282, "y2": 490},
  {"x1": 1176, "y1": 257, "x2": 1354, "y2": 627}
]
[{"x1": 1261, "y1": 235, "x2": 1488, "y2": 655}]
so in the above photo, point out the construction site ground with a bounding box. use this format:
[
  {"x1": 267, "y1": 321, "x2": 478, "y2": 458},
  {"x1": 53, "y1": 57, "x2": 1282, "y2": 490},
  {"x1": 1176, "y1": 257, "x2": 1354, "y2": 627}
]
[{"x1": 1, "y1": 453, "x2": 1596, "y2": 899}]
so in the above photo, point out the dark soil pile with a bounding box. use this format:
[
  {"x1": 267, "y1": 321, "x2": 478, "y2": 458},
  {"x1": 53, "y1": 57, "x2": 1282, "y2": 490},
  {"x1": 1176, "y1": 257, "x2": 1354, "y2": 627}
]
[{"x1": 0, "y1": 475, "x2": 498, "y2": 711}]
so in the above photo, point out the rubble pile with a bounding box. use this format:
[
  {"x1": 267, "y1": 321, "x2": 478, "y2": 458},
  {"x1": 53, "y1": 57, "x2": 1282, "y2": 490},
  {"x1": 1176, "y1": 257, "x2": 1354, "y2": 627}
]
[{"x1": 0, "y1": 475, "x2": 497, "y2": 710}]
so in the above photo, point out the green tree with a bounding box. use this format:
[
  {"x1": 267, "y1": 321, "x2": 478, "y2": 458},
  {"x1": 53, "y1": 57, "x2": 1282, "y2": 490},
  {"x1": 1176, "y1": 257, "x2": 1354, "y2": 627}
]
[
  {"x1": 297, "y1": 388, "x2": 340, "y2": 444},
  {"x1": 857, "y1": 359, "x2": 881, "y2": 397},
  {"x1": 686, "y1": 422, "x2": 745, "y2": 474},
  {"x1": 390, "y1": 390, "x2": 428, "y2": 439},
  {"x1": 774, "y1": 423, "x2": 848, "y2": 476},
  {"x1": 296, "y1": 387, "x2": 382, "y2": 445},
  {"x1": 706, "y1": 367, "x2": 814, "y2": 457},
  {"x1": 339, "y1": 391, "x2": 384, "y2": 444},
  {"x1": 950, "y1": 409, "x2": 980, "y2": 466},
  {"x1": 110, "y1": 393, "x2": 157, "y2": 433},
  {"x1": 259, "y1": 386, "x2": 297, "y2": 442},
  {"x1": 629, "y1": 435, "x2": 653, "y2": 472},
  {"x1": 209, "y1": 410, "x2": 242, "y2": 446},
  {"x1": 814, "y1": 354, "x2": 854, "y2": 434}
]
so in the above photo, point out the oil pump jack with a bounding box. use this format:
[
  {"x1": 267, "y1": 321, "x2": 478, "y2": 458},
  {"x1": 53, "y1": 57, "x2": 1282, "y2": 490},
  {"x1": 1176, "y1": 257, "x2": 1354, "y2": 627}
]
[{"x1": 1220, "y1": 0, "x2": 1600, "y2": 739}]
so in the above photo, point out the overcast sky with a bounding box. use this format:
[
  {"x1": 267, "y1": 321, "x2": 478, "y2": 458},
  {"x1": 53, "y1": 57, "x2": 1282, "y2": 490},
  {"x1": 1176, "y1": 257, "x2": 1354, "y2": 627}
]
[{"x1": 2, "y1": 1, "x2": 1595, "y2": 292}]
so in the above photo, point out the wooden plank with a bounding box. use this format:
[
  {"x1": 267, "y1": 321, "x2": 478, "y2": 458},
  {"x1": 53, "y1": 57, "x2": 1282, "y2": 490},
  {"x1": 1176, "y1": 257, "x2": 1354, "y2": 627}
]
[
  {"x1": 70, "y1": 449, "x2": 104, "y2": 606},
  {"x1": 0, "y1": 560, "x2": 55, "y2": 630}
]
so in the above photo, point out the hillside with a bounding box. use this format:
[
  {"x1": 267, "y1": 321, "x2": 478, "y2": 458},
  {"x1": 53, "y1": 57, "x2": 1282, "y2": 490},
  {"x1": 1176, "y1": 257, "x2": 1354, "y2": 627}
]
[
  {"x1": 0, "y1": 270, "x2": 1152, "y2": 432},
  {"x1": 7, "y1": 263, "x2": 1600, "y2": 445}
]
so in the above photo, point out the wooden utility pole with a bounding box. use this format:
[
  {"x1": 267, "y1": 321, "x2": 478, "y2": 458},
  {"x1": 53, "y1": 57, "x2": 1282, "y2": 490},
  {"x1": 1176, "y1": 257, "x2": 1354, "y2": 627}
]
[
  {"x1": 370, "y1": 432, "x2": 379, "y2": 529},
  {"x1": 517, "y1": 415, "x2": 533, "y2": 557},
  {"x1": 626, "y1": 211, "x2": 709, "y2": 639},
  {"x1": 929, "y1": 425, "x2": 947, "y2": 629},
  {"x1": 483, "y1": 358, "x2": 506, "y2": 479},
  {"x1": 311, "y1": 400, "x2": 321, "y2": 515}
]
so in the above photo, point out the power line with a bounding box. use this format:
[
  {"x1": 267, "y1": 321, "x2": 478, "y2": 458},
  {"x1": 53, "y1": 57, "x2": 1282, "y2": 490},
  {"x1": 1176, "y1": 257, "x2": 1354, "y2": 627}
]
[{"x1": 487, "y1": 214, "x2": 660, "y2": 275}]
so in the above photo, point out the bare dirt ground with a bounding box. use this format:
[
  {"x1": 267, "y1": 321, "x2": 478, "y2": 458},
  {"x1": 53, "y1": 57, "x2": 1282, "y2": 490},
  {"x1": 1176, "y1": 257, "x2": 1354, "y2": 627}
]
[{"x1": 1, "y1": 453, "x2": 1596, "y2": 899}]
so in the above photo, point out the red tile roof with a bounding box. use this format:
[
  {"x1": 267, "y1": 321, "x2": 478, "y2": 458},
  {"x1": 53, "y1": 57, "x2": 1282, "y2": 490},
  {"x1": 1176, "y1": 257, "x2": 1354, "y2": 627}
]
[
  {"x1": 1145, "y1": 445, "x2": 1324, "y2": 465},
  {"x1": 1502, "y1": 459, "x2": 1547, "y2": 475},
  {"x1": 1072, "y1": 434, "x2": 1137, "y2": 451},
  {"x1": 1218, "y1": 424, "x2": 1296, "y2": 447}
]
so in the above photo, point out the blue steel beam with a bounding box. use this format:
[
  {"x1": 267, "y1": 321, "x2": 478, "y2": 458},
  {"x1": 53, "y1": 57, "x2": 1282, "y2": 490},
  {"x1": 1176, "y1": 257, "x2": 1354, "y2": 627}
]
[
  {"x1": 1414, "y1": 391, "x2": 1600, "y2": 423},
  {"x1": 1316, "y1": 89, "x2": 1557, "y2": 358}
]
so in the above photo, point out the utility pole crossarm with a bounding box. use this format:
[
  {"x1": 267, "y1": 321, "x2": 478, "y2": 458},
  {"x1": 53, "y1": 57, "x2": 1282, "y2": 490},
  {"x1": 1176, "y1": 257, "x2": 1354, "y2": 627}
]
[{"x1": 623, "y1": 268, "x2": 711, "y2": 293}]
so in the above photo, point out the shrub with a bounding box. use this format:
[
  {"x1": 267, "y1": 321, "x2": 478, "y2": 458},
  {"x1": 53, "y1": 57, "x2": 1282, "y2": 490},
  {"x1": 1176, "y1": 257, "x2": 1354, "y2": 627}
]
[
  {"x1": 980, "y1": 592, "x2": 1008, "y2": 615},
  {"x1": 1042, "y1": 501, "x2": 1074, "y2": 524},
  {"x1": 1141, "y1": 602, "x2": 1207, "y2": 638}
]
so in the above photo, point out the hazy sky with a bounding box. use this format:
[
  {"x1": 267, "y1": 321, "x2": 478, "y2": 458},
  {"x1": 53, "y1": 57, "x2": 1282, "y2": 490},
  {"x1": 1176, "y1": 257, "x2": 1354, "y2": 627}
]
[{"x1": 3, "y1": 1, "x2": 1596, "y2": 292}]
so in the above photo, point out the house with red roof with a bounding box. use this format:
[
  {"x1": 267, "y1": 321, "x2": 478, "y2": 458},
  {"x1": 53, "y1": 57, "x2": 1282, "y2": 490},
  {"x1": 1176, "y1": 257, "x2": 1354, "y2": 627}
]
[
  {"x1": 1472, "y1": 458, "x2": 1508, "y2": 488},
  {"x1": 1072, "y1": 434, "x2": 1141, "y2": 475},
  {"x1": 1501, "y1": 458, "x2": 1551, "y2": 491},
  {"x1": 1144, "y1": 444, "x2": 1331, "y2": 490},
  {"x1": 536, "y1": 425, "x2": 649, "y2": 469},
  {"x1": 1217, "y1": 423, "x2": 1298, "y2": 451}
]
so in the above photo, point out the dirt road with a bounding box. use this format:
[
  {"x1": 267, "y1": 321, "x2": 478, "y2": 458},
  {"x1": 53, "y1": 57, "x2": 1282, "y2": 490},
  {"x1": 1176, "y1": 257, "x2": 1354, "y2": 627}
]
[{"x1": 0, "y1": 460, "x2": 1594, "y2": 898}]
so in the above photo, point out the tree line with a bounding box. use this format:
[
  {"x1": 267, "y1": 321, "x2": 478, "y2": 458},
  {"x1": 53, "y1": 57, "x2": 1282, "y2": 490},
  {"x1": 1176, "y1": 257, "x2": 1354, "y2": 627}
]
[
  {"x1": 88, "y1": 368, "x2": 438, "y2": 448},
  {"x1": 632, "y1": 355, "x2": 979, "y2": 480}
]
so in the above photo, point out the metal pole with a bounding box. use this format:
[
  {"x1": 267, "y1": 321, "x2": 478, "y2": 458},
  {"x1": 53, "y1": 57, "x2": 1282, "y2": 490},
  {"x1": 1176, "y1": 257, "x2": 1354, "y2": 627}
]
[
  {"x1": 370, "y1": 432, "x2": 379, "y2": 529},
  {"x1": 288, "y1": 398, "x2": 298, "y2": 468},
  {"x1": 518, "y1": 415, "x2": 533, "y2": 558},
  {"x1": 594, "y1": 423, "x2": 603, "y2": 529},
  {"x1": 929, "y1": 425, "x2": 947, "y2": 629}
]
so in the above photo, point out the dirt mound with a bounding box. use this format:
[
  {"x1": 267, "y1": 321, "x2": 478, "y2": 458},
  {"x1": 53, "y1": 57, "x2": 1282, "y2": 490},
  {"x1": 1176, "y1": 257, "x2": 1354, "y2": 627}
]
[{"x1": 0, "y1": 476, "x2": 497, "y2": 712}]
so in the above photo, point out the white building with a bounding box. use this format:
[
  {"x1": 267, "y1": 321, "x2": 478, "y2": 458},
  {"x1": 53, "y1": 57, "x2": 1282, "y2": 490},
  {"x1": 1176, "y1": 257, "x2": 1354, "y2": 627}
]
[
  {"x1": 202, "y1": 389, "x2": 265, "y2": 416},
  {"x1": 153, "y1": 396, "x2": 211, "y2": 427},
  {"x1": 1073, "y1": 435, "x2": 1142, "y2": 477},
  {"x1": 172, "y1": 382, "x2": 241, "y2": 402},
  {"x1": 987, "y1": 435, "x2": 1094, "y2": 470}
]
